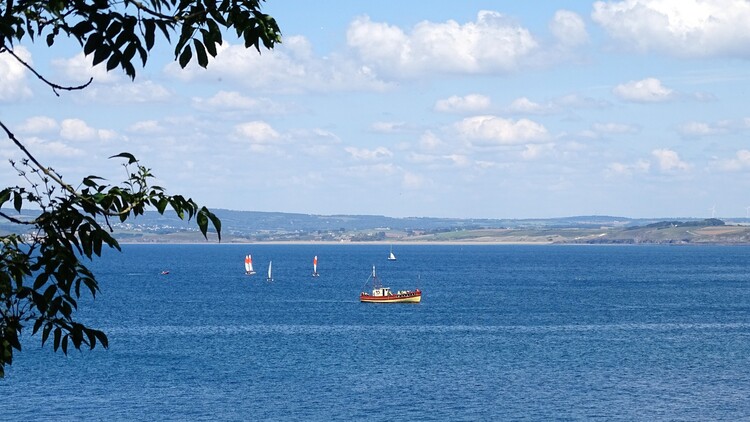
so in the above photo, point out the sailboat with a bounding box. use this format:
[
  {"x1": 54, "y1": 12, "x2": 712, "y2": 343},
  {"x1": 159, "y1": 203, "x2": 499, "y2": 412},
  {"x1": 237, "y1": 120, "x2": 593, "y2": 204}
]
[
  {"x1": 312, "y1": 255, "x2": 320, "y2": 277},
  {"x1": 244, "y1": 255, "x2": 256, "y2": 275},
  {"x1": 360, "y1": 265, "x2": 421, "y2": 303},
  {"x1": 266, "y1": 261, "x2": 273, "y2": 282},
  {"x1": 387, "y1": 245, "x2": 397, "y2": 261}
]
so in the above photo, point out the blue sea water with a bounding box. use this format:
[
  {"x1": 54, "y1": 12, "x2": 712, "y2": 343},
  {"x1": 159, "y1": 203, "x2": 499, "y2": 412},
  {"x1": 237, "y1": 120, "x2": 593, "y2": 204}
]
[{"x1": 3, "y1": 244, "x2": 750, "y2": 421}]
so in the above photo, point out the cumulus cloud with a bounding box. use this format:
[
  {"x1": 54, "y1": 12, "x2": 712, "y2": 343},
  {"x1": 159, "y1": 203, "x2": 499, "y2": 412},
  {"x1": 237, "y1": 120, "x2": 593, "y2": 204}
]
[
  {"x1": 192, "y1": 91, "x2": 287, "y2": 114},
  {"x1": 82, "y1": 81, "x2": 172, "y2": 103},
  {"x1": 678, "y1": 121, "x2": 726, "y2": 137},
  {"x1": 231, "y1": 121, "x2": 281, "y2": 145},
  {"x1": 17, "y1": 116, "x2": 58, "y2": 134},
  {"x1": 347, "y1": 11, "x2": 538, "y2": 77},
  {"x1": 507, "y1": 97, "x2": 553, "y2": 114},
  {"x1": 165, "y1": 38, "x2": 390, "y2": 93},
  {"x1": 344, "y1": 146, "x2": 393, "y2": 161},
  {"x1": 371, "y1": 121, "x2": 409, "y2": 133},
  {"x1": 521, "y1": 144, "x2": 553, "y2": 160},
  {"x1": 59, "y1": 119, "x2": 115, "y2": 142},
  {"x1": 455, "y1": 115, "x2": 549, "y2": 146},
  {"x1": 550, "y1": 10, "x2": 589, "y2": 47},
  {"x1": 652, "y1": 148, "x2": 690, "y2": 172},
  {"x1": 592, "y1": 122, "x2": 638, "y2": 134},
  {"x1": 613, "y1": 77, "x2": 674, "y2": 102},
  {"x1": 419, "y1": 131, "x2": 445, "y2": 151},
  {"x1": 51, "y1": 52, "x2": 120, "y2": 84},
  {"x1": 0, "y1": 46, "x2": 33, "y2": 101},
  {"x1": 402, "y1": 171, "x2": 425, "y2": 189},
  {"x1": 128, "y1": 120, "x2": 165, "y2": 134},
  {"x1": 434, "y1": 94, "x2": 491, "y2": 113},
  {"x1": 606, "y1": 159, "x2": 650, "y2": 176},
  {"x1": 713, "y1": 150, "x2": 750, "y2": 171},
  {"x1": 592, "y1": 0, "x2": 750, "y2": 58}
]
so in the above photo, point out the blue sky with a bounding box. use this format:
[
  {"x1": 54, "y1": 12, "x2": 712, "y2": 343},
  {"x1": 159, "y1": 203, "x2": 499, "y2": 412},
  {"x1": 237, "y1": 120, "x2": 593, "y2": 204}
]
[{"x1": 3, "y1": 0, "x2": 750, "y2": 219}]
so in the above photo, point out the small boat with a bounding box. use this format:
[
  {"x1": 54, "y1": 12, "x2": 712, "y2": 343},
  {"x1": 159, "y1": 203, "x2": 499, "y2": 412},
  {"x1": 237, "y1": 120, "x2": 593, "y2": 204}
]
[
  {"x1": 244, "y1": 255, "x2": 256, "y2": 275},
  {"x1": 266, "y1": 261, "x2": 273, "y2": 282},
  {"x1": 160, "y1": 270, "x2": 170, "y2": 275},
  {"x1": 360, "y1": 265, "x2": 421, "y2": 303},
  {"x1": 312, "y1": 255, "x2": 320, "y2": 277},
  {"x1": 387, "y1": 245, "x2": 397, "y2": 261}
]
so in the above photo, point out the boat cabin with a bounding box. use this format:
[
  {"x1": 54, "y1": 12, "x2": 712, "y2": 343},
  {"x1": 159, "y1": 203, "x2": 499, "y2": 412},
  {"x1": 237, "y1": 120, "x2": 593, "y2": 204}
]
[{"x1": 371, "y1": 287, "x2": 392, "y2": 297}]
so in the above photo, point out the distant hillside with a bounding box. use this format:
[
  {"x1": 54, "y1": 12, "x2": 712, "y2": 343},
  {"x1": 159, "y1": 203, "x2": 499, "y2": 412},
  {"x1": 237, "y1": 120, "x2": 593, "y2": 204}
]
[{"x1": 3, "y1": 209, "x2": 749, "y2": 244}]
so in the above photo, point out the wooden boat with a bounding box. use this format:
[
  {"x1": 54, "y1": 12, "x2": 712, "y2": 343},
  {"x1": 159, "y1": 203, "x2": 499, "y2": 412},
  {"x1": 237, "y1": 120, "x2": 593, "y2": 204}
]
[
  {"x1": 360, "y1": 265, "x2": 421, "y2": 303},
  {"x1": 244, "y1": 254, "x2": 256, "y2": 275},
  {"x1": 312, "y1": 255, "x2": 320, "y2": 277}
]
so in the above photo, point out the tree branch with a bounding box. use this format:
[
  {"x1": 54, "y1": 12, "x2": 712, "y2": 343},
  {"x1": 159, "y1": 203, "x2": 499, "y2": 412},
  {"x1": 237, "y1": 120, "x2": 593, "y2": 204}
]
[{"x1": 1, "y1": 45, "x2": 93, "y2": 97}]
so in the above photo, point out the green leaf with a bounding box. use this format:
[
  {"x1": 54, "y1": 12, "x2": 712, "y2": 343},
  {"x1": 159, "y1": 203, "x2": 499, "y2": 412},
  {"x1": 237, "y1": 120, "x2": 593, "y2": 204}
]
[
  {"x1": 84, "y1": 33, "x2": 101, "y2": 56},
  {"x1": 0, "y1": 188, "x2": 10, "y2": 208},
  {"x1": 106, "y1": 53, "x2": 119, "y2": 71},
  {"x1": 109, "y1": 152, "x2": 137, "y2": 164},
  {"x1": 92, "y1": 44, "x2": 111, "y2": 67},
  {"x1": 12, "y1": 191, "x2": 22, "y2": 212},
  {"x1": 194, "y1": 39, "x2": 208, "y2": 68},
  {"x1": 144, "y1": 19, "x2": 156, "y2": 50},
  {"x1": 178, "y1": 45, "x2": 192, "y2": 68},
  {"x1": 33, "y1": 272, "x2": 49, "y2": 290},
  {"x1": 94, "y1": 330, "x2": 109, "y2": 349},
  {"x1": 53, "y1": 328, "x2": 61, "y2": 352}
]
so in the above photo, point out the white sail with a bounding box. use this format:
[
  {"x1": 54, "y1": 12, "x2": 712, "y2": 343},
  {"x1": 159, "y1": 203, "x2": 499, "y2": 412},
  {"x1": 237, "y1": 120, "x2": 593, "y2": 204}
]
[
  {"x1": 244, "y1": 255, "x2": 254, "y2": 273},
  {"x1": 388, "y1": 245, "x2": 396, "y2": 261},
  {"x1": 267, "y1": 261, "x2": 273, "y2": 281},
  {"x1": 313, "y1": 256, "x2": 318, "y2": 276}
]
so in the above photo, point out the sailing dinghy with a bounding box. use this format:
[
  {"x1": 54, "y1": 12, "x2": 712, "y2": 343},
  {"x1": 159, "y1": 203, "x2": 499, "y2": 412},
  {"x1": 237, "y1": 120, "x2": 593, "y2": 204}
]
[
  {"x1": 313, "y1": 256, "x2": 320, "y2": 277},
  {"x1": 387, "y1": 245, "x2": 397, "y2": 261},
  {"x1": 266, "y1": 261, "x2": 273, "y2": 282},
  {"x1": 244, "y1": 255, "x2": 256, "y2": 275}
]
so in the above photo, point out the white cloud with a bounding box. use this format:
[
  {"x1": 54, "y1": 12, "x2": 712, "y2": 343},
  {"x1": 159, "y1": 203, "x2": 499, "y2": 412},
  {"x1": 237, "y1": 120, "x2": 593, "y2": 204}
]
[
  {"x1": 434, "y1": 94, "x2": 491, "y2": 113},
  {"x1": 371, "y1": 121, "x2": 408, "y2": 133},
  {"x1": 232, "y1": 121, "x2": 280, "y2": 144},
  {"x1": 508, "y1": 97, "x2": 553, "y2": 114},
  {"x1": 592, "y1": 0, "x2": 750, "y2": 58},
  {"x1": 455, "y1": 115, "x2": 549, "y2": 146},
  {"x1": 652, "y1": 148, "x2": 690, "y2": 172},
  {"x1": 192, "y1": 91, "x2": 286, "y2": 114},
  {"x1": 550, "y1": 10, "x2": 589, "y2": 47},
  {"x1": 59, "y1": 119, "x2": 99, "y2": 142},
  {"x1": 82, "y1": 81, "x2": 172, "y2": 103},
  {"x1": 402, "y1": 171, "x2": 425, "y2": 189},
  {"x1": 592, "y1": 122, "x2": 638, "y2": 134},
  {"x1": 128, "y1": 120, "x2": 165, "y2": 134},
  {"x1": 0, "y1": 46, "x2": 33, "y2": 101},
  {"x1": 345, "y1": 146, "x2": 393, "y2": 161},
  {"x1": 713, "y1": 150, "x2": 750, "y2": 171},
  {"x1": 17, "y1": 116, "x2": 58, "y2": 134},
  {"x1": 165, "y1": 39, "x2": 390, "y2": 93},
  {"x1": 678, "y1": 121, "x2": 725, "y2": 137},
  {"x1": 613, "y1": 77, "x2": 674, "y2": 102},
  {"x1": 347, "y1": 11, "x2": 538, "y2": 77},
  {"x1": 521, "y1": 143, "x2": 553, "y2": 160},
  {"x1": 419, "y1": 131, "x2": 445, "y2": 151},
  {"x1": 51, "y1": 52, "x2": 119, "y2": 84},
  {"x1": 606, "y1": 159, "x2": 650, "y2": 176}
]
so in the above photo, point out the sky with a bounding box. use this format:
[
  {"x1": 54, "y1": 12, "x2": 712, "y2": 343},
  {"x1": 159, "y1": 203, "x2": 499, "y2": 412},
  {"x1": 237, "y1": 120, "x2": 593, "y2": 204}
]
[{"x1": 3, "y1": 0, "x2": 750, "y2": 219}]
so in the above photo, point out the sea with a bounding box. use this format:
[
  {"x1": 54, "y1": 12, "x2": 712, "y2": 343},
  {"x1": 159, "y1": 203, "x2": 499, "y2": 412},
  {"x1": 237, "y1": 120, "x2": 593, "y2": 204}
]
[{"x1": 3, "y1": 244, "x2": 750, "y2": 421}]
